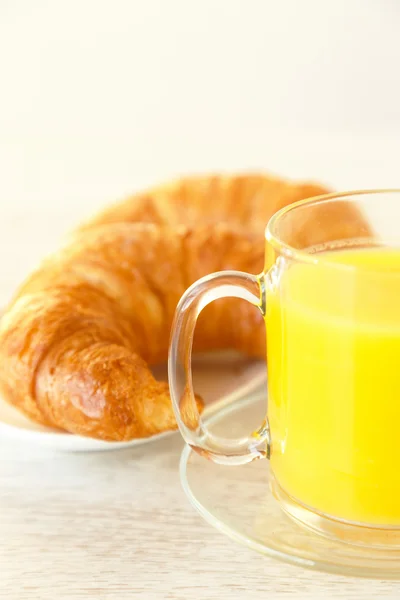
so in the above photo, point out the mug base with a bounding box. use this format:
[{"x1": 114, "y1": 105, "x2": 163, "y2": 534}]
[
  {"x1": 181, "y1": 389, "x2": 400, "y2": 577},
  {"x1": 271, "y1": 476, "x2": 400, "y2": 549}
]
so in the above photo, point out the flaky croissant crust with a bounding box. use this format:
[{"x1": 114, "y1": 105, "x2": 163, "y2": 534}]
[{"x1": 0, "y1": 174, "x2": 328, "y2": 440}]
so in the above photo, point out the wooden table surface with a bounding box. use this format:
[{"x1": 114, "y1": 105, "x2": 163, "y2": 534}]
[
  {"x1": 0, "y1": 435, "x2": 399, "y2": 600},
  {"x1": 0, "y1": 215, "x2": 399, "y2": 599}
]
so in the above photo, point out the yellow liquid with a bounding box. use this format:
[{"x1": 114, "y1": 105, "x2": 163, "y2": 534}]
[{"x1": 266, "y1": 246, "x2": 400, "y2": 526}]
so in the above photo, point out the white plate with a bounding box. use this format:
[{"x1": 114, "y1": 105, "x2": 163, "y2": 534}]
[{"x1": 0, "y1": 352, "x2": 266, "y2": 452}]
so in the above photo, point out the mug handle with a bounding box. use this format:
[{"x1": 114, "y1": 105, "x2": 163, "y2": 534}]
[{"x1": 168, "y1": 270, "x2": 270, "y2": 465}]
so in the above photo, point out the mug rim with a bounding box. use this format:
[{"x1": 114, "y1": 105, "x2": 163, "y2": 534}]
[{"x1": 265, "y1": 188, "x2": 400, "y2": 269}]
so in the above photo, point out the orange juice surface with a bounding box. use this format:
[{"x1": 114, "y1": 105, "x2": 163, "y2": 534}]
[{"x1": 266, "y1": 247, "x2": 400, "y2": 525}]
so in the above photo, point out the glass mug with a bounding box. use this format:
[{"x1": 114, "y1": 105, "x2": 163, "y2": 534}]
[{"x1": 168, "y1": 190, "x2": 400, "y2": 547}]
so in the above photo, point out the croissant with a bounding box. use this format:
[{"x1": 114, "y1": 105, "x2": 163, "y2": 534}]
[{"x1": 0, "y1": 174, "x2": 329, "y2": 440}]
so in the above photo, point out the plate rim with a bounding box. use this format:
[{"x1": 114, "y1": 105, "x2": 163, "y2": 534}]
[{"x1": 0, "y1": 359, "x2": 267, "y2": 452}]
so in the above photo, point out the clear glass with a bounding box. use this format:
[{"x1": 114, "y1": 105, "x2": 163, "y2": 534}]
[
  {"x1": 181, "y1": 392, "x2": 400, "y2": 579},
  {"x1": 169, "y1": 189, "x2": 400, "y2": 545}
]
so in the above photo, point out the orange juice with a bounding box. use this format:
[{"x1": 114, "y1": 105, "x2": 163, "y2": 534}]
[{"x1": 266, "y1": 247, "x2": 400, "y2": 526}]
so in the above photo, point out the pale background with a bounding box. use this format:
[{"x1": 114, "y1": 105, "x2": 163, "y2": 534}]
[
  {"x1": 1, "y1": 2, "x2": 400, "y2": 598},
  {"x1": 1, "y1": 0, "x2": 400, "y2": 224}
]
